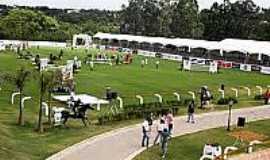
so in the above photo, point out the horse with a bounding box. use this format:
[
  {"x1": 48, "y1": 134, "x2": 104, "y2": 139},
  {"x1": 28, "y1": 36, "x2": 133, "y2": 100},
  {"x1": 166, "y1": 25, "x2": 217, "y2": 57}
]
[{"x1": 61, "y1": 104, "x2": 95, "y2": 127}]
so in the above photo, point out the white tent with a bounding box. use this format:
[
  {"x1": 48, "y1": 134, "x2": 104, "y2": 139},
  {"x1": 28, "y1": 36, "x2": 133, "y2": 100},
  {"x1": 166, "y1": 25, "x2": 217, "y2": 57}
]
[
  {"x1": 94, "y1": 32, "x2": 219, "y2": 50},
  {"x1": 93, "y1": 33, "x2": 270, "y2": 57},
  {"x1": 218, "y1": 39, "x2": 270, "y2": 57}
]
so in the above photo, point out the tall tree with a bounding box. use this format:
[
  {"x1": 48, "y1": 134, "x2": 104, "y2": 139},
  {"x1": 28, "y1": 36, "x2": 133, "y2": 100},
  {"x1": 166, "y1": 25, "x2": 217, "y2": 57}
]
[
  {"x1": 9, "y1": 67, "x2": 31, "y2": 126},
  {"x1": 158, "y1": 0, "x2": 173, "y2": 37},
  {"x1": 170, "y1": 0, "x2": 203, "y2": 38}
]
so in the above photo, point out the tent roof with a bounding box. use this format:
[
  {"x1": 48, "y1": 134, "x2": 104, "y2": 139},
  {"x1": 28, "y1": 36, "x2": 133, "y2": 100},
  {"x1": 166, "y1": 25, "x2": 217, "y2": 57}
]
[{"x1": 94, "y1": 33, "x2": 270, "y2": 56}]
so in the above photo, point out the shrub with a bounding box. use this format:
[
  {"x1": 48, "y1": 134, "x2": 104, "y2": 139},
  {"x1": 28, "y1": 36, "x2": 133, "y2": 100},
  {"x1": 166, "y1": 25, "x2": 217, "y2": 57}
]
[
  {"x1": 254, "y1": 94, "x2": 263, "y2": 100},
  {"x1": 217, "y1": 97, "x2": 238, "y2": 105}
]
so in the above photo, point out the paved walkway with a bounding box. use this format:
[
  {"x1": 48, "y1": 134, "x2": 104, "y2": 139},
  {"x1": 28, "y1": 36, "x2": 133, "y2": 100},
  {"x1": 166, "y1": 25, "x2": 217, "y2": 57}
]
[{"x1": 47, "y1": 105, "x2": 270, "y2": 160}]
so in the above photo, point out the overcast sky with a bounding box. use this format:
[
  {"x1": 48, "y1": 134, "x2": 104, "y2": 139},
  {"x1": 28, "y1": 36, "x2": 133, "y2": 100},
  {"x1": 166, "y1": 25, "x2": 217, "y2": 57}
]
[{"x1": 0, "y1": 0, "x2": 269, "y2": 10}]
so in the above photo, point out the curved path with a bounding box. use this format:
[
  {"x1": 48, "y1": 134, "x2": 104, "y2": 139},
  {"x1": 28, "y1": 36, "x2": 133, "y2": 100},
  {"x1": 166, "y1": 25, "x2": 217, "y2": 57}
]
[{"x1": 47, "y1": 105, "x2": 270, "y2": 160}]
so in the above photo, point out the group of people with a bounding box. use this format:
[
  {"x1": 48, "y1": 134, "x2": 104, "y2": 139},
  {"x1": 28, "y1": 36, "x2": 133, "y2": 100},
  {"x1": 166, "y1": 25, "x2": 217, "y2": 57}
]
[
  {"x1": 141, "y1": 111, "x2": 174, "y2": 159},
  {"x1": 141, "y1": 101, "x2": 196, "y2": 159}
]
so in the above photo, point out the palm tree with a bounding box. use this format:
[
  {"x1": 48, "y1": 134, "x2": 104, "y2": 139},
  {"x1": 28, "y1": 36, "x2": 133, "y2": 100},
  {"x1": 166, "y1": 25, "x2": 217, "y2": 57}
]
[
  {"x1": 14, "y1": 67, "x2": 31, "y2": 126},
  {"x1": 37, "y1": 70, "x2": 61, "y2": 132}
]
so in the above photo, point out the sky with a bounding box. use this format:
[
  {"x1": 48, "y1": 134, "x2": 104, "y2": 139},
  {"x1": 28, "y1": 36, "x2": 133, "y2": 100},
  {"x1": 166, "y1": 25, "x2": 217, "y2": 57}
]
[{"x1": 0, "y1": 0, "x2": 269, "y2": 10}]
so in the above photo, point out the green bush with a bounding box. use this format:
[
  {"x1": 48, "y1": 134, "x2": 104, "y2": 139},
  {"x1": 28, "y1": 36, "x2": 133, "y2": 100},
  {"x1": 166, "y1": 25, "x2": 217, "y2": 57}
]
[
  {"x1": 217, "y1": 97, "x2": 238, "y2": 105},
  {"x1": 254, "y1": 94, "x2": 263, "y2": 100}
]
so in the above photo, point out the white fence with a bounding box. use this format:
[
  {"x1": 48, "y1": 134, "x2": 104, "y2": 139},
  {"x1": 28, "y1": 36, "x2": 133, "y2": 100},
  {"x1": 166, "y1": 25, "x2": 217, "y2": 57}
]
[{"x1": 0, "y1": 40, "x2": 66, "y2": 48}]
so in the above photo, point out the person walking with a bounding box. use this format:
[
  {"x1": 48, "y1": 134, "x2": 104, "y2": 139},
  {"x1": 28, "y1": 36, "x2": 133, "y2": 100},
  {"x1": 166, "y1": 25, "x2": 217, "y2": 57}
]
[
  {"x1": 161, "y1": 128, "x2": 171, "y2": 159},
  {"x1": 187, "y1": 100, "x2": 195, "y2": 123},
  {"x1": 166, "y1": 111, "x2": 174, "y2": 135},
  {"x1": 141, "y1": 119, "x2": 150, "y2": 148},
  {"x1": 263, "y1": 89, "x2": 270, "y2": 104},
  {"x1": 153, "y1": 118, "x2": 165, "y2": 145}
]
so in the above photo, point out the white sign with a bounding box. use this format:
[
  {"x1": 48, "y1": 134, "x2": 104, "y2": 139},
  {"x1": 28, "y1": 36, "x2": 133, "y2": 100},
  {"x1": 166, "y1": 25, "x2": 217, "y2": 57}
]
[
  {"x1": 137, "y1": 50, "x2": 156, "y2": 57},
  {"x1": 240, "y1": 64, "x2": 252, "y2": 72},
  {"x1": 183, "y1": 60, "x2": 191, "y2": 71},
  {"x1": 209, "y1": 61, "x2": 218, "y2": 73},
  {"x1": 162, "y1": 53, "x2": 183, "y2": 61},
  {"x1": 261, "y1": 66, "x2": 270, "y2": 75},
  {"x1": 40, "y1": 58, "x2": 49, "y2": 71}
]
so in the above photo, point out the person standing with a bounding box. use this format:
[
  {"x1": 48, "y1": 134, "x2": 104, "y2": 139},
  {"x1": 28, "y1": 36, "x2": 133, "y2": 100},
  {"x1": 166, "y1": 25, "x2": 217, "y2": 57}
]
[
  {"x1": 187, "y1": 100, "x2": 195, "y2": 123},
  {"x1": 166, "y1": 111, "x2": 174, "y2": 135},
  {"x1": 141, "y1": 119, "x2": 150, "y2": 148},
  {"x1": 141, "y1": 59, "x2": 145, "y2": 68},
  {"x1": 156, "y1": 60, "x2": 160, "y2": 70}
]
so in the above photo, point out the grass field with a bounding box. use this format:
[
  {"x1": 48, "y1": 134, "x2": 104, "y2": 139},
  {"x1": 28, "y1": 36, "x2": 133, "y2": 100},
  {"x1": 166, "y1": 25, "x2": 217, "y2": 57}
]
[
  {"x1": 0, "y1": 47, "x2": 269, "y2": 159},
  {"x1": 134, "y1": 119, "x2": 270, "y2": 160}
]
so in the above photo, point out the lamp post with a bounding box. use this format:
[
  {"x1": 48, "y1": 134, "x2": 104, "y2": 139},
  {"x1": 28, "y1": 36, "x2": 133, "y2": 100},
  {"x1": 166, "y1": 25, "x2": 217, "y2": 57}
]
[{"x1": 227, "y1": 100, "x2": 234, "y2": 131}]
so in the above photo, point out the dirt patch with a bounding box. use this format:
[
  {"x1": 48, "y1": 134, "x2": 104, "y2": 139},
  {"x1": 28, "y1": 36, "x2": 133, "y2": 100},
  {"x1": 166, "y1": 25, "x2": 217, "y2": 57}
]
[{"x1": 229, "y1": 130, "x2": 268, "y2": 142}]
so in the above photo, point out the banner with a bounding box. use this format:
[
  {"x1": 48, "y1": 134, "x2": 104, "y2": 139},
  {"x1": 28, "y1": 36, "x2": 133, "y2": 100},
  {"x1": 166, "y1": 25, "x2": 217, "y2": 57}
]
[
  {"x1": 183, "y1": 60, "x2": 191, "y2": 71},
  {"x1": 240, "y1": 64, "x2": 252, "y2": 72},
  {"x1": 162, "y1": 53, "x2": 182, "y2": 61},
  {"x1": 137, "y1": 50, "x2": 156, "y2": 57},
  {"x1": 261, "y1": 66, "x2": 270, "y2": 75}
]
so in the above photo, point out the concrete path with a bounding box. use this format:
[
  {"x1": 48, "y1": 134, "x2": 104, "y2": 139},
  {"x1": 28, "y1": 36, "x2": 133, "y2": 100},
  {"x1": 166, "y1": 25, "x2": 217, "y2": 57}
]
[{"x1": 47, "y1": 105, "x2": 270, "y2": 160}]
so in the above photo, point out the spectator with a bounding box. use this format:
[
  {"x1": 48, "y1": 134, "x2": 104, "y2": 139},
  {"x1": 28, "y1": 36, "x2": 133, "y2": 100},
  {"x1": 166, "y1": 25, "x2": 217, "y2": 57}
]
[
  {"x1": 263, "y1": 89, "x2": 270, "y2": 104},
  {"x1": 156, "y1": 61, "x2": 160, "y2": 70},
  {"x1": 161, "y1": 128, "x2": 171, "y2": 159},
  {"x1": 141, "y1": 119, "x2": 150, "y2": 148},
  {"x1": 166, "y1": 111, "x2": 174, "y2": 135},
  {"x1": 141, "y1": 59, "x2": 145, "y2": 68},
  {"x1": 187, "y1": 100, "x2": 195, "y2": 123},
  {"x1": 154, "y1": 118, "x2": 165, "y2": 145}
]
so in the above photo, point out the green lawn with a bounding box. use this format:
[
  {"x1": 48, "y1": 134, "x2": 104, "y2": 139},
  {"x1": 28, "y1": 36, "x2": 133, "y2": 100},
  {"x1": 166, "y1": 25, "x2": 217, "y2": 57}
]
[
  {"x1": 0, "y1": 47, "x2": 269, "y2": 160},
  {"x1": 134, "y1": 119, "x2": 270, "y2": 160}
]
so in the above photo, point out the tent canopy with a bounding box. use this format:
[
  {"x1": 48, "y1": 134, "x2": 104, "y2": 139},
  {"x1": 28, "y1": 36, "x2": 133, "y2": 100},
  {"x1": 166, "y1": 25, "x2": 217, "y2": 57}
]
[{"x1": 94, "y1": 33, "x2": 270, "y2": 56}]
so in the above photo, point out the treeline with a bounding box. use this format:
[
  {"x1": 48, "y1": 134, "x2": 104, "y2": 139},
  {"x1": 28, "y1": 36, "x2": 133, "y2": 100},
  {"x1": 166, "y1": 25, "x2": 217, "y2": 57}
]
[
  {"x1": 0, "y1": 5, "x2": 120, "y2": 41},
  {"x1": 121, "y1": 0, "x2": 270, "y2": 41},
  {"x1": 0, "y1": 0, "x2": 270, "y2": 41}
]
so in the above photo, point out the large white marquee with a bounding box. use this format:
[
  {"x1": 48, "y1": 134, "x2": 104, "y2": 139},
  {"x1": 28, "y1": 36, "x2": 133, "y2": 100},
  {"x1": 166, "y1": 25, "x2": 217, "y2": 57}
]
[{"x1": 94, "y1": 32, "x2": 270, "y2": 57}]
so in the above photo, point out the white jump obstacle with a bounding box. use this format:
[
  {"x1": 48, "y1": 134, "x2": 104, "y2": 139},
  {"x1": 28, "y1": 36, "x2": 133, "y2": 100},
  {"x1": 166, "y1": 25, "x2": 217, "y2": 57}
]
[
  {"x1": 21, "y1": 97, "x2": 31, "y2": 109},
  {"x1": 136, "y1": 95, "x2": 144, "y2": 105},
  {"x1": 52, "y1": 107, "x2": 66, "y2": 126},
  {"x1": 42, "y1": 102, "x2": 49, "y2": 116},
  {"x1": 154, "y1": 94, "x2": 163, "y2": 103},
  {"x1": 231, "y1": 88, "x2": 239, "y2": 98},
  {"x1": 248, "y1": 140, "x2": 262, "y2": 153},
  {"x1": 117, "y1": 96, "x2": 123, "y2": 109},
  {"x1": 256, "y1": 86, "x2": 263, "y2": 95},
  {"x1": 243, "y1": 87, "x2": 251, "y2": 96},
  {"x1": 11, "y1": 92, "x2": 21, "y2": 104},
  {"x1": 199, "y1": 155, "x2": 213, "y2": 160},
  {"x1": 218, "y1": 89, "x2": 225, "y2": 99},
  {"x1": 223, "y1": 146, "x2": 238, "y2": 159},
  {"x1": 200, "y1": 144, "x2": 222, "y2": 160},
  {"x1": 173, "y1": 92, "x2": 181, "y2": 101},
  {"x1": 188, "y1": 91, "x2": 196, "y2": 100}
]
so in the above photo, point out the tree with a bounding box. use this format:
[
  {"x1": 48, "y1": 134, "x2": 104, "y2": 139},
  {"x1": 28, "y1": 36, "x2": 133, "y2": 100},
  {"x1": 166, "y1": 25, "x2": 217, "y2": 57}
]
[
  {"x1": 37, "y1": 70, "x2": 62, "y2": 132},
  {"x1": 158, "y1": 0, "x2": 173, "y2": 37},
  {"x1": 10, "y1": 67, "x2": 31, "y2": 126},
  {"x1": 170, "y1": 0, "x2": 203, "y2": 38}
]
